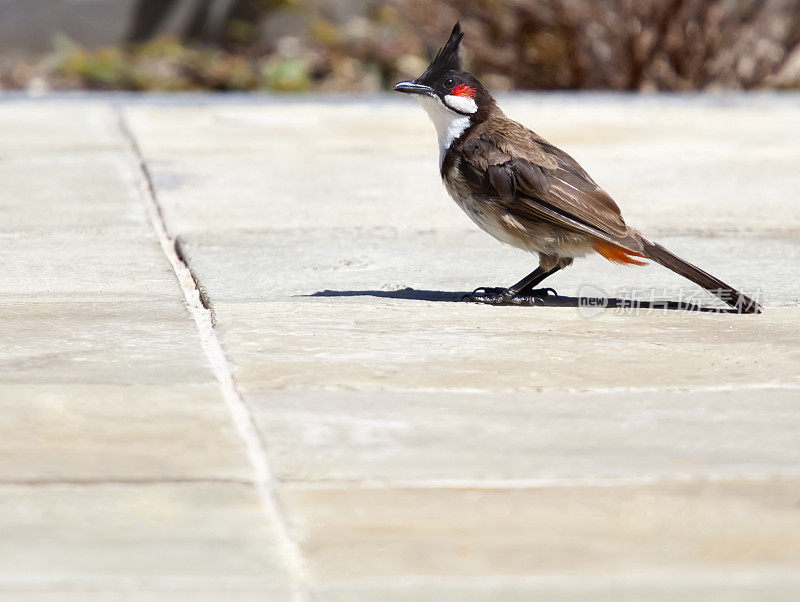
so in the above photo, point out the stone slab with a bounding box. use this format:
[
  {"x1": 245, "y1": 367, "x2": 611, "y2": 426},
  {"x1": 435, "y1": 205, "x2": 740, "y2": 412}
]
[
  {"x1": 0, "y1": 592, "x2": 283, "y2": 602},
  {"x1": 0, "y1": 101, "x2": 125, "y2": 154},
  {"x1": 0, "y1": 98, "x2": 297, "y2": 597},
  {"x1": 0, "y1": 232, "x2": 178, "y2": 302},
  {"x1": 3, "y1": 94, "x2": 798, "y2": 598},
  {"x1": 0, "y1": 591, "x2": 284, "y2": 602},
  {"x1": 281, "y1": 480, "x2": 800, "y2": 579},
  {"x1": 0, "y1": 152, "x2": 148, "y2": 235},
  {"x1": 0, "y1": 100, "x2": 257, "y2": 482},
  {"x1": 0, "y1": 483, "x2": 292, "y2": 595},
  {"x1": 312, "y1": 580, "x2": 800, "y2": 602},
  {"x1": 0, "y1": 384, "x2": 248, "y2": 481},
  {"x1": 176, "y1": 227, "x2": 800, "y2": 412},
  {"x1": 119, "y1": 95, "x2": 800, "y2": 598},
  {"x1": 244, "y1": 388, "x2": 800, "y2": 483},
  {"x1": 176, "y1": 229, "x2": 800, "y2": 307},
  {"x1": 210, "y1": 301, "x2": 800, "y2": 392},
  {"x1": 0, "y1": 301, "x2": 214, "y2": 385},
  {"x1": 122, "y1": 96, "x2": 800, "y2": 235}
]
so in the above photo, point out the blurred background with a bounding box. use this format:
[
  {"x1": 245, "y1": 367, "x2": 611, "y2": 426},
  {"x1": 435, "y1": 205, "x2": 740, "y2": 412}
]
[{"x1": 1, "y1": 0, "x2": 800, "y2": 94}]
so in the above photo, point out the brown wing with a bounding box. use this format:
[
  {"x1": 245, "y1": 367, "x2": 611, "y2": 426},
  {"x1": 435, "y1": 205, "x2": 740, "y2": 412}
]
[{"x1": 458, "y1": 120, "x2": 642, "y2": 251}]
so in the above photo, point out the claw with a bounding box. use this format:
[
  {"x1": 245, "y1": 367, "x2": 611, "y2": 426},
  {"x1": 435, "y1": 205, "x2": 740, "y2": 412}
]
[
  {"x1": 513, "y1": 294, "x2": 548, "y2": 306},
  {"x1": 462, "y1": 287, "x2": 512, "y2": 304},
  {"x1": 516, "y1": 287, "x2": 559, "y2": 299},
  {"x1": 462, "y1": 285, "x2": 559, "y2": 306},
  {"x1": 471, "y1": 286, "x2": 505, "y2": 296}
]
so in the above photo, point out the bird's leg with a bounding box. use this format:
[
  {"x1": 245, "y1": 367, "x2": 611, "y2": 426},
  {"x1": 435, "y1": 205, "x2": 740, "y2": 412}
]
[
  {"x1": 514, "y1": 266, "x2": 561, "y2": 299},
  {"x1": 464, "y1": 266, "x2": 561, "y2": 305}
]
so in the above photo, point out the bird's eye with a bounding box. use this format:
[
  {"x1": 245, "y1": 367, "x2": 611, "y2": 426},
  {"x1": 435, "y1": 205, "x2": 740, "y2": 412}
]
[{"x1": 444, "y1": 77, "x2": 455, "y2": 88}]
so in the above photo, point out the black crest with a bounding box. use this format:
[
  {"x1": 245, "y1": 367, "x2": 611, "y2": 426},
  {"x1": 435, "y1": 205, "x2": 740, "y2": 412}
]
[{"x1": 420, "y1": 22, "x2": 463, "y2": 80}]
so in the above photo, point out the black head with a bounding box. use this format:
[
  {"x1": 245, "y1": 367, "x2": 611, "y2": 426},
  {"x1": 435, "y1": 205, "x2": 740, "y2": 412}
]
[{"x1": 393, "y1": 22, "x2": 495, "y2": 120}]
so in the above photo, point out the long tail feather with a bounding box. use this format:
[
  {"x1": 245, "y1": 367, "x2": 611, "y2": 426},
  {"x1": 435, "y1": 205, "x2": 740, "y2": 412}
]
[{"x1": 641, "y1": 239, "x2": 762, "y2": 314}]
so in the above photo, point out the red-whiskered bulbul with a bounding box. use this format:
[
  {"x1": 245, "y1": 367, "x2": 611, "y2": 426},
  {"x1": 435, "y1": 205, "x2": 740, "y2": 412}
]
[{"x1": 394, "y1": 22, "x2": 761, "y2": 314}]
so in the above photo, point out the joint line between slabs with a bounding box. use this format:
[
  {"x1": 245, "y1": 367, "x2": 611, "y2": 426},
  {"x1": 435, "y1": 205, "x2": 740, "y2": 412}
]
[{"x1": 114, "y1": 105, "x2": 309, "y2": 601}]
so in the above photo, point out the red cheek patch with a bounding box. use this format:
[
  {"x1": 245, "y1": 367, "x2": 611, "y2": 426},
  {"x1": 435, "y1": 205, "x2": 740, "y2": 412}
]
[{"x1": 451, "y1": 84, "x2": 476, "y2": 98}]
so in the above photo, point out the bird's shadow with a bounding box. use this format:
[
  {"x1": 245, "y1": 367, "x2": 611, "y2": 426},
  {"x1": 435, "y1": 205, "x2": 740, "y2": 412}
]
[{"x1": 305, "y1": 288, "x2": 737, "y2": 313}]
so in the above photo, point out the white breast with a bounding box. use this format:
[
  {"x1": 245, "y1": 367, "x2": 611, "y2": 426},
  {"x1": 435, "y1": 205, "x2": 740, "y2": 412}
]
[{"x1": 417, "y1": 96, "x2": 471, "y2": 167}]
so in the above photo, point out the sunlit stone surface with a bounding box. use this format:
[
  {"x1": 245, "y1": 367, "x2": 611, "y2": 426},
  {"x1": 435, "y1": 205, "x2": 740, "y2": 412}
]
[{"x1": 1, "y1": 94, "x2": 798, "y2": 599}]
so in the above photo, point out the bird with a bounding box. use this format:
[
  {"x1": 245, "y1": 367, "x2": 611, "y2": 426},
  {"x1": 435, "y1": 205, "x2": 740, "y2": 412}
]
[{"x1": 393, "y1": 22, "x2": 762, "y2": 314}]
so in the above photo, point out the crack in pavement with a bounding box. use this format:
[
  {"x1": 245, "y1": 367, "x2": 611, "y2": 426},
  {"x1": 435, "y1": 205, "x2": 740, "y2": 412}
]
[{"x1": 114, "y1": 104, "x2": 310, "y2": 602}]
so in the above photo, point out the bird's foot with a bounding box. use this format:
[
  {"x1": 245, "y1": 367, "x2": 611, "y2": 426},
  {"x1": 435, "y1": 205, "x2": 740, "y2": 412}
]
[
  {"x1": 461, "y1": 287, "x2": 558, "y2": 305},
  {"x1": 461, "y1": 287, "x2": 514, "y2": 305},
  {"x1": 517, "y1": 287, "x2": 559, "y2": 300}
]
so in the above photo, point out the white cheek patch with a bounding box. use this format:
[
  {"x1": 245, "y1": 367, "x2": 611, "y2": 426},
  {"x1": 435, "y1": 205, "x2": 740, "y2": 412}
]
[{"x1": 444, "y1": 94, "x2": 478, "y2": 114}]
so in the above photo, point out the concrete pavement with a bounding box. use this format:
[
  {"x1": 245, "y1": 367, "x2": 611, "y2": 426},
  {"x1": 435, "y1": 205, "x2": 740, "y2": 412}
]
[{"x1": 1, "y1": 92, "x2": 799, "y2": 600}]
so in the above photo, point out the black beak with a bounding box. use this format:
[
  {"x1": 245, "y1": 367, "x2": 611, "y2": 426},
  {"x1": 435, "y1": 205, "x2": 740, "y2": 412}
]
[{"x1": 393, "y1": 81, "x2": 435, "y2": 97}]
